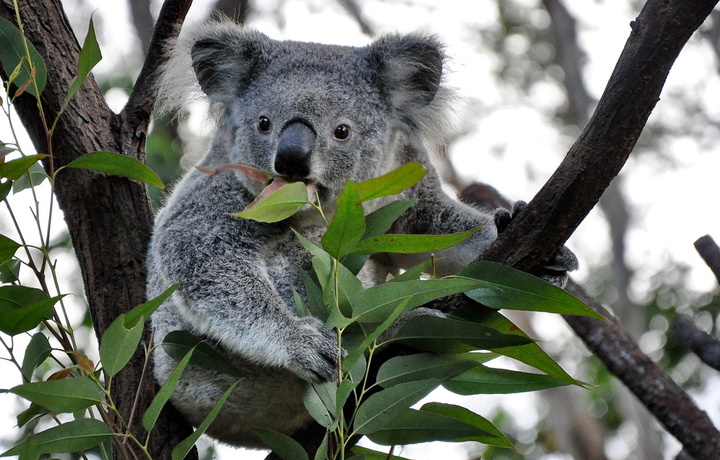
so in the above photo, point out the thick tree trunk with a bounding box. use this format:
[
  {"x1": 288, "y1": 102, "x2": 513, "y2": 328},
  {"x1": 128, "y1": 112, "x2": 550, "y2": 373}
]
[{"x1": 0, "y1": 0, "x2": 194, "y2": 458}]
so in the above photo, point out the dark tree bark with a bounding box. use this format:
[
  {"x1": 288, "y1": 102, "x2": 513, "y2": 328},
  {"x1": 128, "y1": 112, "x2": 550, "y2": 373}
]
[{"x1": 0, "y1": 0, "x2": 194, "y2": 458}]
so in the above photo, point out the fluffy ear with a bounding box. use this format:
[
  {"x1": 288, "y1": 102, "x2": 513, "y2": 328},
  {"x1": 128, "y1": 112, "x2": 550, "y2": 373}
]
[
  {"x1": 190, "y1": 25, "x2": 270, "y2": 102},
  {"x1": 367, "y1": 34, "x2": 445, "y2": 112}
]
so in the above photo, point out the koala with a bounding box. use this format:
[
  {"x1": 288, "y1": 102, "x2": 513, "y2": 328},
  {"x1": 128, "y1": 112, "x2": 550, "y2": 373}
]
[{"x1": 147, "y1": 20, "x2": 576, "y2": 450}]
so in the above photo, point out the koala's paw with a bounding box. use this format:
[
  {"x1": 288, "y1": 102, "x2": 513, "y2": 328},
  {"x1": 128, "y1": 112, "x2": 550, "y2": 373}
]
[
  {"x1": 494, "y1": 201, "x2": 578, "y2": 288},
  {"x1": 287, "y1": 317, "x2": 340, "y2": 383}
]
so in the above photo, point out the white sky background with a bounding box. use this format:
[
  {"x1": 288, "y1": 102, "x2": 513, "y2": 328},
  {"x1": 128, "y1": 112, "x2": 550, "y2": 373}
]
[{"x1": 1, "y1": 0, "x2": 720, "y2": 459}]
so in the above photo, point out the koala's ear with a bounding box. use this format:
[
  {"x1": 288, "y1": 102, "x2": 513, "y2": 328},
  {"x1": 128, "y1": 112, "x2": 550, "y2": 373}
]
[
  {"x1": 367, "y1": 34, "x2": 444, "y2": 111},
  {"x1": 190, "y1": 27, "x2": 270, "y2": 102}
]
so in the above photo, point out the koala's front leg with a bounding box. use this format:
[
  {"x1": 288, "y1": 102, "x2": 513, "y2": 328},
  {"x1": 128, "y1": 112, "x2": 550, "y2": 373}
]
[{"x1": 156, "y1": 249, "x2": 339, "y2": 383}]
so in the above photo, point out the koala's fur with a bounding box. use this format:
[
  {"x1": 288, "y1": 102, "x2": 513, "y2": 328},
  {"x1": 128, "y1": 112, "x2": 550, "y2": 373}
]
[{"x1": 149, "y1": 21, "x2": 515, "y2": 449}]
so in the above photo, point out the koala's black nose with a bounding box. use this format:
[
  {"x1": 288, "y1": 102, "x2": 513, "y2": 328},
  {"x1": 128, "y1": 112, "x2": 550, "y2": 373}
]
[{"x1": 275, "y1": 121, "x2": 316, "y2": 178}]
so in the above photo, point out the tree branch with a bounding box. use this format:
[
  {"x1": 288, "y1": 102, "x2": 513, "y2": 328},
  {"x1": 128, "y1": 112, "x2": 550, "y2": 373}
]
[
  {"x1": 694, "y1": 234, "x2": 720, "y2": 284},
  {"x1": 481, "y1": 0, "x2": 719, "y2": 270}
]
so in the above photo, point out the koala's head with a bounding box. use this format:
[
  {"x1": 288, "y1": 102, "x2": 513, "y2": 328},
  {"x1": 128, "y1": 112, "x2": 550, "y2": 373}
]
[{"x1": 169, "y1": 21, "x2": 451, "y2": 203}]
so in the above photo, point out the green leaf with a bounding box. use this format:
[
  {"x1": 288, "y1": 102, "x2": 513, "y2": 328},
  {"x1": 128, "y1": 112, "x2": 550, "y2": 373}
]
[
  {"x1": 299, "y1": 270, "x2": 328, "y2": 322},
  {"x1": 0, "y1": 258, "x2": 20, "y2": 283},
  {"x1": 16, "y1": 402, "x2": 48, "y2": 428},
  {"x1": 453, "y1": 307, "x2": 581, "y2": 386},
  {"x1": 303, "y1": 381, "x2": 337, "y2": 429},
  {"x1": 0, "y1": 180, "x2": 12, "y2": 201},
  {"x1": 143, "y1": 345, "x2": 195, "y2": 432},
  {"x1": 65, "y1": 16, "x2": 102, "y2": 103},
  {"x1": 0, "y1": 17, "x2": 47, "y2": 97},
  {"x1": 161, "y1": 330, "x2": 241, "y2": 378},
  {"x1": 124, "y1": 283, "x2": 178, "y2": 328},
  {"x1": 355, "y1": 162, "x2": 427, "y2": 202},
  {"x1": 20, "y1": 333, "x2": 52, "y2": 382},
  {"x1": 10, "y1": 378, "x2": 102, "y2": 414},
  {"x1": 352, "y1": 278, "x2": 487, "y2": 324},
  {"x1": 443, "y1": 365, "x2": 568, "y2": 395},
  {"x1": 313, "y1": 434, "x2": 330, "y2": 460},
  {"x1": 1, "y1": 419, "x2": 112, "y2": 457},
  {"x1": 459, "y1": 261, "x2": 604, "y2": 319},
  {"x1": 321, "y1": 180, "x2": 365, "y2": 259},
  {"x1": 421, "y1": 402, "x2": 513, "y2": 447},
  {"x1": 353, "y1": 379, "x2": 439, "y2": 435},
  {"x1": 366, "y1": 407, "x2": 494, "y2": 446},
  {"x1": 0, "y1": 286, "x2": 63, "y2": 336},
  {"x1": 0, "y1": 155, "x2": 48, "y2": 180},
  {"x1": 12, "y1": 162, "x2": 48, "y2": 194},
  {"x1": 0, "y1": 259, "x2": 20, "y2": 283},
  {"x1": 0, "y1": 234, "x2": 19, "y2": 263},
  {"x1": 392, "y1": 315, "x2": 531, "y2": 353},
  {"x1": 375, "y1": 353, "x2": 491, "y2": 388},
  {"x1": 172, "y1": 380, "x2": 240, "y2": 460},
  {"x1": 99, "y1": 312, "x2": 144, "y2": 378},
  {"x1": 352, "y1": 227, "x2": 481, "y2": 255},
  {"x1": 349, "y1": 446, "x2": 413, "y2": 460},
  {"x1": 63, "y1": 151, "x2": 165, "y2": 189},
  {"x1": 234, "y1": 181, "x2": 308, "y2": 222},
  {"x1": 252, "y1": 428, "x2": 309, "y2": 460},
  {"x1": 362, "y1": 199, "x2": 417, "y2": 239}
]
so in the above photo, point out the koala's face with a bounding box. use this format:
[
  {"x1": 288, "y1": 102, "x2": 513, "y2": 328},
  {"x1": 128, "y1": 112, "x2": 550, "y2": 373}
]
[{"x1": 189, "y1": 25, "x2": 444, "y2": 205}]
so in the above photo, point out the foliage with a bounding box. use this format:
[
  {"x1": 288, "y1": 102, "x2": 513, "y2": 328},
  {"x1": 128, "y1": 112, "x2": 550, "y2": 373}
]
[{"x1": 209, "y1": 160, "x2": 600, "y2": 459}]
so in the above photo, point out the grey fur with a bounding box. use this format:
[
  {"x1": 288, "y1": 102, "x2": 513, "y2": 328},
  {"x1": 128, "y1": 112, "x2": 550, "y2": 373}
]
[{"x1": 148, "y1": 20, "x2": 573, "y2": 449}]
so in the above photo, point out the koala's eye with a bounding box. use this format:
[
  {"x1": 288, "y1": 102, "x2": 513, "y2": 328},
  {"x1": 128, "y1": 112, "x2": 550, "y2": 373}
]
[
  {"x1": 334, "y1": 124, "x2": 351, "y2": 141},
  {"x1": 258, "y1": 116, "x2": 272, "y2": 133}
]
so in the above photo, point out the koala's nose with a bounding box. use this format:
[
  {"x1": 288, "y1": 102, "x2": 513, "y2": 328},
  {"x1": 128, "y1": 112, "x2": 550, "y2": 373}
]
[{"x1": 275, "y1": 121, "x2": 316, "y2": 178}]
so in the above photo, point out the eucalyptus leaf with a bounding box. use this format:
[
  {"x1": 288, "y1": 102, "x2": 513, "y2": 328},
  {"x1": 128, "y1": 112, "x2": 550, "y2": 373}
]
[
  {"x1": 65, "y1": 16, "x2": 102, "y2": 103},
  {"x1": 0, "y1": 419, "x2": 112, "y2": 457},
  {"x1": 10, "y1": 378, "x2": 102, "y2": 414},
  {"x1": 303, "y1": 381, "x2": 337, "y2": 428},
  {"x1": 0, "y1": 234, "x2": 19, "y2": 263},
  {"x1": 443, "y1": 365, "x2": 568, "y2": 395},
  {"x1": 362, "y1": 199, "x2": 417, "y2": 239},
  {"x1": 143, "y1": 345, "x2": 195, "y2": 431},
  {"x1": 392, "y1": 315, "x2": 531, "y2": 353},
  {"x1": 375, "y1": 353, "x2": 489, "y2": 388},
  {"x1": 353, "y1": 379, "x2": 439, "y2": 435},
  {"x1": 252, "y1": 428, "x2": 309, "y2": 460},
  {"x1": 355, "y1": 162, "x2": 427, "y2": 202},
  {"x1": 63, "y1": 151, "x2": 165, "y2": 189},
  {"x1": 0, "y1": 17, "x2": 47, "y2": 97},
  {"x1": 459, "y1": 261, "x2": 604, "y2": 319},
  {"x1": 0, "y1": 155, "x2": 48, "y2": 181},
  {"x1": 352, "y1": 226, "x2": 481, "y2": 255},
  {"x1": 172, "y1": 380, "x2": 240, "y2": 460},
  {"x1": 161, "y1": 330, "x2": 241, "y2": 378},
  {"x1": 11, "y1": 162, "x2": 47, "y2": 194},
  {"x1": 99, "y1": 312, "x2": 145, "y2": 378},
  {"x1": 20, "y1": 333, "x2": 51, "y2": 382},
  {"x1": 124, "y1": 283, "x2": 178, "y2": 328},
  {"x1": 234, "y1": 181, "x2": 307, "y2": 222},
  {"x1": 0, "y1": 286, "x2": 63, "y2": 336},
  {"x1": 321, "y1": 180, "x2": 365, "y2": 259}
]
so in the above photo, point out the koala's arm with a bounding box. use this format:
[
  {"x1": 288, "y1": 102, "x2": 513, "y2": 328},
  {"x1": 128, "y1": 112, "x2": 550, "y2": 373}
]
[{"x1": 149, "y1": 173, "x2": 338, "y2": 383}]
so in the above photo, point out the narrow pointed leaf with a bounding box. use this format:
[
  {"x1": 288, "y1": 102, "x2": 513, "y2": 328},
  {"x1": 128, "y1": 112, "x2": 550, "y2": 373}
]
[
  {"x1": 63, "y1": 151, "x2": 164, "y2": 189},
  {"x1": 349, "y1": 446, "x2": 413, "y2": 460},
  {"x1": 172, "y1": 380, "x2": 240, "y2": 460},
  {"x1": 10, "y1": 378, "x2": 102, "y2": 414},
  {"x1": 12, "y1": 162, "x2": 48, "y2": 194},
  {"x1": 20, "y1": 333, "x2": 52, "y2": 381},
  {"x1": 392, "y1": 315, "x2": 531, "y2": 353},
  {"x1": 376, "y1": 353, "x2": 492, "y2": 388},
  {"x1": 353, "y1": 379, "x2": 439, "y2": 435},
  {"x1": 355, "y1": 162, "x2": 427, "y2": 202},
  {"x1": 0, "y1": 286, "x2": 63, "y2": 335},
  {"x1": 322, "y1": 180, "x2": 365, "y2": 259},
  {"x1": 459, "y1": 261, "x2": 604, "y2": 319},
  {"x1": 303, "y1": 381, "x2": 337, "y2": 428},
  {"x1": 197, "y1": 162, "x2": 272, "y2": 182},
  {"x1": 124, "y1": 283, "x2": 178, "y2": 328},
  {"x1": 0, "y1": 17, "x2": 46, "y2": 96},
  {"x1": 143, "y1": 346, "x2": 195, "y2": 431},
  {"x1": 443, "y1": 365, "x2": 568, "y2": 395},
  {"x1": 0, "y1": 419, "x2": 112, "y2": 457},
  {"x1": 0, "y1": 155, "x2": 47, "y2": 180},
  {"x1": 362, "y1": 199, "x2": 417, "y2": 239},
  {"x1": 352, "y1": 227, "x2": 481, "y2": 255},
  {"x1": 161, "y1": 330, "x2": 241, "y2": 378},
  {"x1": 0, "y1": 234, "x2": 19, "y2": 263},
  {"x1": 99, "y1": 313, "x2": 144, "y2": 378},
  {"x1": 65, "y1": 16, "x2": 102, "y2": 102},
  {"x1": 252, "y1": 428, "x2": 309, "y2": 460},
  {"x1": 420, "y1": 402, "x2": 513, "y2": 448}
]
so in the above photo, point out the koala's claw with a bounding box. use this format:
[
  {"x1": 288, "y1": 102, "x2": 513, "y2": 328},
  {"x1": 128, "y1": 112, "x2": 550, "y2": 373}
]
[
  {"x1": 287, "y1": 317, "x2": 339, "y2": 383},
  {"x1": 494, "y1": 201, "x2": 526, "y2": 233}
]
